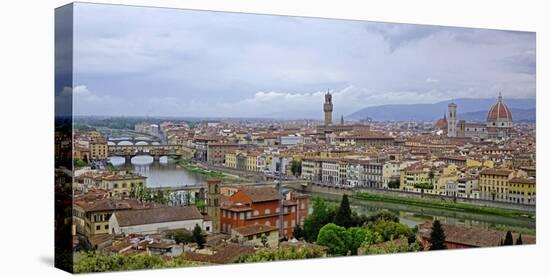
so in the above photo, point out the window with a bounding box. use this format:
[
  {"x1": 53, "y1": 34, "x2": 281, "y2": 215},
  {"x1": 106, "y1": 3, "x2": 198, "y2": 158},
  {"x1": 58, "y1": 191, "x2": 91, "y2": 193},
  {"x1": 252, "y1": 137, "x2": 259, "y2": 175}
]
[
  {"x1": 96, "y1": 225, "x2": 100, "y2": 231},
  {"x1": 291, "y1": 206, "x2": 296, "y2": 213},
  {"x1": 264, "y1": 209, "x2": 271, "y2": 215},
  {"x1": 301, "y1": 203, "x2": 305, "y2": 210},
  {"x1": 253, "y1": 210, "x2": 259, "y2": 216},
  {"x1": 239, "y1": 212, "x2": 244, "y2": 220},
  {"x1": 284, "y1": 207, "x2": 288, "y2": 213},
  {"x1": 284, "y1": 221, "x2": 288, "y2": 228},
  {"x1": 265, "y1": 221, "x2": 271, "y2": 226},
  {"x1": 104, "y1": 225, "x2": 108, "y2": 230},
  {"x1": 275, "y1": 207, "x2": 280, "y2": 213},
  {"x1": 291, "y1": 220, "x2": 296, "y2": 227}
]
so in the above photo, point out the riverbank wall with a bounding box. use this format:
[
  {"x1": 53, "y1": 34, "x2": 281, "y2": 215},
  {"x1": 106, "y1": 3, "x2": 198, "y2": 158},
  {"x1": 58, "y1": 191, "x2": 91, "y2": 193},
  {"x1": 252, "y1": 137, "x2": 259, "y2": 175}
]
[{"x1": 287, "y1": 183, "x2": 535, "y2": 213}]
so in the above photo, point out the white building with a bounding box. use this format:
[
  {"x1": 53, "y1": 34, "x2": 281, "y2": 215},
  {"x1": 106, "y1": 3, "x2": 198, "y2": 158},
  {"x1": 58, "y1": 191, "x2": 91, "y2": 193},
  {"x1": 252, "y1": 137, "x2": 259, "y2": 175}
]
[{"x1": 109, "y1": 206, "x2": 211, "y2": 235}]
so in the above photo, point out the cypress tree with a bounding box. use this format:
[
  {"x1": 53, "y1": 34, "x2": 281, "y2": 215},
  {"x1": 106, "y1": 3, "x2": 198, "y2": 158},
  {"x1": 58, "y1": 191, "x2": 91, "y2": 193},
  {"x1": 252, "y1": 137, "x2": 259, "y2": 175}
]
[
  {"x1": 503, "y1": 231, "x2": 514, "y2": 246},
  {"x1": 516, "y1": 234, "x2": 523, "y2": 245},
  {"x1": 333, "y1": 194, "x2": 352, "y2": 228},
  {"x1": 428, "y1": 220, "x2": 447, "y2": 250},
  {"x1": 192, "y1": 224, "x2": 206, "y2": 248}
]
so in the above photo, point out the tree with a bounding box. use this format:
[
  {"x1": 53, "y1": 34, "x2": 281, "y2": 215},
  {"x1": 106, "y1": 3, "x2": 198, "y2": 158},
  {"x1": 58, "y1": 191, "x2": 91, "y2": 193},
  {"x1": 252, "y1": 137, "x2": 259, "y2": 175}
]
[
  {"x1": 303, "y1": 197, "x2": 336, "y2": 242},
  {"x1": 192, "y1": 224, "x2": 206, "y2": 248},
  {"x1": 333, "y1": 195, "x2": 352, "y2": 228},
  {"x1": 260, "y1": 234, "x2": 268, "y2": 247},
  {"x1": 168, "y1": 230, "x2": 193, "y2": 244},
  {"x1": 367, "y1": 209, "x2": 399, "y2": 224},
  {"x1": 291, "y1": 160, "x2": 302, "y2": 177},
  {"x1": 74, "y1": 251, "x2": 204, "y2": 273},
  {"x1": 235, "y1": 246, "x2": 326, "y2": 263},
  {"x1": 350, "y1": 212, "x2": 369, "y2": 227},
  {"x1": 347, "y1": 227, "x2": 370, "y2": 255},
  {"x1": 370, "y1": 220, "x2": 413, "y2": 242},
  {"x1": 292, "y1": 225, "x2": 303, "y2": 240},
  {"x1": 428, "y1": 220, "x2": 447, "y2": 250},
  {"x1": 503, "y1": 231, "x2": 514, "y2": 246},
  {"x1": 388, "y1": 179, "x2": 400, "y2": 189},
  {"x1": 516, "y1": 234, "x2": 523, "y2": 245},
  {"x1": 316, "y1": 223, "x2": 352, "y2": 256}
]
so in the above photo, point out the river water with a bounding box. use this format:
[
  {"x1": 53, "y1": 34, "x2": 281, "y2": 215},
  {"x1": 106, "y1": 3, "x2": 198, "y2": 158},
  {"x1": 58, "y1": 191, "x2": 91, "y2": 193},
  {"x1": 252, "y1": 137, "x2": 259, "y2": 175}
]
[
  {"x1": 108, "y1": 155, "x2": 207, "y2": 188},
  {"x1": 107, "y1": 155, "x2": 535, "y2": 235},
  {"x1": 311, "y1": 192, "x2": 536, "y2": 235}
]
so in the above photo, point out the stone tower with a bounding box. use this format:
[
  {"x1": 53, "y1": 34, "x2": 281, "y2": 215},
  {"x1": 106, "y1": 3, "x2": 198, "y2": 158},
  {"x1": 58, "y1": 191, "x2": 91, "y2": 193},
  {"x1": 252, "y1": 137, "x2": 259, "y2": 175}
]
[
  {"x1": 447, "y1": 101, "x2": 457, "y2": 137},
  {"x1": 324, "y1": 91, "x2": 333, "y2": 126},
  {"x1": 206, "y1": 178, "x2": 221, "y2": 233}
]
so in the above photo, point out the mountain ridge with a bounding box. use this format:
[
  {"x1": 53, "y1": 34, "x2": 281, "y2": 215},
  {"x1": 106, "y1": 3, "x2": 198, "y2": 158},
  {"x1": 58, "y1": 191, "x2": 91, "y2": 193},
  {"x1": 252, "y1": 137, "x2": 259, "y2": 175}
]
[{"x1": 347, "y1": 98, "x2": 535, "y2": 121}]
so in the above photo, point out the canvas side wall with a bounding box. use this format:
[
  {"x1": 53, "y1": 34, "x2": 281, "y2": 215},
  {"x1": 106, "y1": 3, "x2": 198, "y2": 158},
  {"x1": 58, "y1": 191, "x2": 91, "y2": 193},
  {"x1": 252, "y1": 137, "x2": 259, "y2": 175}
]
[{"x1": 54, "y1": 3, "x2": 74, "y2": 273}]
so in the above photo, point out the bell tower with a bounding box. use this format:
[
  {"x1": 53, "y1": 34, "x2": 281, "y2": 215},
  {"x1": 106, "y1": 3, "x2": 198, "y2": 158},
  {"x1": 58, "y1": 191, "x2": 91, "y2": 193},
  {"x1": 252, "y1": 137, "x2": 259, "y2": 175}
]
[
  {"x1": 206, "y1": 178, "x2": 221, "y2": 233},
  {"x1": 324, "y1": 91, "x2": 333, "y2": 126}
]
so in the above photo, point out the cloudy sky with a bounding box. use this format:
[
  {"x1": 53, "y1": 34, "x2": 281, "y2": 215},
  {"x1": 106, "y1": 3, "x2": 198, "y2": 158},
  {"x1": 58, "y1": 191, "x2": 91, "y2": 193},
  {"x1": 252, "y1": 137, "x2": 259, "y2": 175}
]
[{"x1": 72, "y1": 3, "x2": 535, "y2": 118}]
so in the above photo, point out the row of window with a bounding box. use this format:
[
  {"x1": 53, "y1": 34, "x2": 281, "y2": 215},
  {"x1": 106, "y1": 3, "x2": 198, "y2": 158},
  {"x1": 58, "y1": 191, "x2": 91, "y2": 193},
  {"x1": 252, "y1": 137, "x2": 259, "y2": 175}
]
[
  {"x1": 95, "y1": 224, "x2": 109, "y2": 231},
  {"x1": 222, "y1": 206, "x2": 300, "y2": 219}
]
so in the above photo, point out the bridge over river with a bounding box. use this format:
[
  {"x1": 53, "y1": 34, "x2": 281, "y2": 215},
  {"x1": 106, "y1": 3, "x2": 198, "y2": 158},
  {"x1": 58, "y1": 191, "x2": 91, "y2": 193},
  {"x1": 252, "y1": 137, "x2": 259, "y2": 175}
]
[{"x1": 108, "y1": 144, "x2": 194, "y2": 161}]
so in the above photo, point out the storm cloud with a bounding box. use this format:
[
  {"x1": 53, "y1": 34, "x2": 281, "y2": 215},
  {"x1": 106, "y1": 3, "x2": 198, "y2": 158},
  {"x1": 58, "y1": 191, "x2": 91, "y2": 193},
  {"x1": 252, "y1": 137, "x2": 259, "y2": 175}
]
[{"x1": 71, "y1": 3, "x2": 536, "y2": 118}]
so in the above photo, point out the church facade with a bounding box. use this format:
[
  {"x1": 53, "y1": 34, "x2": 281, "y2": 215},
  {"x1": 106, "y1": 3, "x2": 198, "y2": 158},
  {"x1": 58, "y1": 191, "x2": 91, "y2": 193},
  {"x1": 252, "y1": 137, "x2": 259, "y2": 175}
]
[{"x1": 436, "y1": 93, "x2": 513, "y2": 139}]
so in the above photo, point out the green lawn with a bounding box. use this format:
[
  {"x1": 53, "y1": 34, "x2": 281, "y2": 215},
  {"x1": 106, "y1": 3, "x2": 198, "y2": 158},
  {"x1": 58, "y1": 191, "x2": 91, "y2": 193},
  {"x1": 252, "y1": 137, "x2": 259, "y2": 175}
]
[{"x1": 354, "y1": 192, "x2": 535, "y2": 219}]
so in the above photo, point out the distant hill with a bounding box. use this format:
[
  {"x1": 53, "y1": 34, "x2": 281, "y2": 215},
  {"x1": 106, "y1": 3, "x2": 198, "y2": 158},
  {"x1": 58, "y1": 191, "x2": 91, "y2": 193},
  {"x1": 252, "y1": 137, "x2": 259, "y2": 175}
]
[{"x1": 347, "y1": 98, "x2": 535, "y2": 122}]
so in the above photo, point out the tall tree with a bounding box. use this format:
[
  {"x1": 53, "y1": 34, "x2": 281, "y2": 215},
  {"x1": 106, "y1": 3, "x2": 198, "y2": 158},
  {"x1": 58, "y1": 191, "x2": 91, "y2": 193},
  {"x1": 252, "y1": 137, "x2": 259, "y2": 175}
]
[
  {"x1": 503, "y1": 231, "x2": 514, "y2": 246},
  {"x1": 428, "y1": 220, "x2": 447, "y2": 250},
  {"x1": 303, "y1": 197, "x2": 336, "y2": 242},
  {"x1": 292, "y1": 225, "x2": 303, "y2": 240},
  {"x1": 291, "y1": 160, "x2": 302, "y2": 177},
  {"x1": 516, "y1": 234, "x2": 523, "y2": 245},
  {"x1": 192, "y1": 224, "x2": 206, "y2": 248},
  {"x1": 334, "y1": 194, "x2": 352, "y2": 228}
]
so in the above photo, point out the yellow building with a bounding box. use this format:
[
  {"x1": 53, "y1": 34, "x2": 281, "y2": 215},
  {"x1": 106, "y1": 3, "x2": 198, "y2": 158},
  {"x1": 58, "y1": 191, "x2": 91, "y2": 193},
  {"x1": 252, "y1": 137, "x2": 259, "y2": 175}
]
[
  {"x1": 90, "y1": 138, "x2": 108, "y2": 160},
  {"x1": 466, "y1": 158, "x2": 494, "y2": 168},
  {"x1": 101, "y1": 171, "x2": 146, "y2": 197},
  {"x1": 401, "y1": 166, "x2": 434, "y2": 194},
  {"x1": 508, "y1": 177, "x2": 536, "y2": 205},
  {"x1": 224, "y1": 152, "x2": 237, "y2": 169},
  {"x1": 479, "y1": 168, "x2": 512, "y2": 201},
  {"x1": 74, "y1": 192, "x2": 144, "y2": 240}
]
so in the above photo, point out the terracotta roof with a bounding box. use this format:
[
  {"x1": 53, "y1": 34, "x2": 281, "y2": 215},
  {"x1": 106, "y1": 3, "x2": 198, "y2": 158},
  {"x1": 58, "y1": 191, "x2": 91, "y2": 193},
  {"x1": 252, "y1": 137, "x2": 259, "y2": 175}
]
[
  {"x1": 509, "y1": 177, "x2": 536, "y2": 184},
  {"x1": 487, "y1": 94, "x2": 513, "y2": 122},
  {"x1": 232, "y1": 224, "x2": 278, "y2": 237},
  {"x1": 434, "y1": 117, "x2": 448, "y2": 129},
  {"x1": 239, "y1": 187, "x2": 280, "y2": 203},
  {"x1": 113, "y1": 206, "x2": 203, "y2": 227},
  {"x1": 480, "y1": 168, "x2": 512, "y2": 177},
  {"x1": 419, "y1": 221, "x2": 535, "y2": 247},
  {"x1": 74, "y1": 197, "x2": 146, "y2": 212}
]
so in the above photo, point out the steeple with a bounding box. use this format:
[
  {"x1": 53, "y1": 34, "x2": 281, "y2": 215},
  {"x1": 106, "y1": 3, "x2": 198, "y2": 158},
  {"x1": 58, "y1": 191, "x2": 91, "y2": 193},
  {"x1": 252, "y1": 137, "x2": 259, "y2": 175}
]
[
  {"x1": 340, "y1": 115, "x2": 344, "y2": 125},
  {"x1": 498, "y1": 92, "x2": 503, "y2": 103},
  {"x1": 443, "y1": 112, "x2": 447, "y2": 122}
]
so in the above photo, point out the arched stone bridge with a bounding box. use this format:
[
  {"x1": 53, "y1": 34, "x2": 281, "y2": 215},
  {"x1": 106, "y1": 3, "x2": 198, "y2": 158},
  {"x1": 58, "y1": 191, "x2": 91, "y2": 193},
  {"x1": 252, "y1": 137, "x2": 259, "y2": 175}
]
[
  {"x1": 107, "y1": 137, "x2": 161, "y2": 145},
  {"x1": 108, "y1": 144, "x2": 185, "y2": 161}
]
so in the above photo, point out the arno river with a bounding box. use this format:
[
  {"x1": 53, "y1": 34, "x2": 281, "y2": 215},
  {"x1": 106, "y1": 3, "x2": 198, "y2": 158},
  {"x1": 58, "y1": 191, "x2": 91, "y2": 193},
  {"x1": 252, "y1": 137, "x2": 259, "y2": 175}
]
[
  {"x1": 313, "y1": 192, "x2": 536, "y2": 235},
  {"x1": 108, "y1": 155, "x2": 535, "y2": 235},
  {"x1": 108, "y1": 155, "x2": 207, "y2": 188}
]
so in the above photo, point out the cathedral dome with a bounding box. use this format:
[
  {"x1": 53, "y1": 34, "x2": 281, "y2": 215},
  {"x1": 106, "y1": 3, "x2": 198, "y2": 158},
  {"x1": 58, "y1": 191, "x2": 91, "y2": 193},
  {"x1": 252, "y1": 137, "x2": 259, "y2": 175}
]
[
  {"x1": 434, "y1": 116, "x2": 447, "y2": 129},
  {"x1": 487, "y1": 93, "x2": 512, "y2": 123}
]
